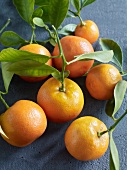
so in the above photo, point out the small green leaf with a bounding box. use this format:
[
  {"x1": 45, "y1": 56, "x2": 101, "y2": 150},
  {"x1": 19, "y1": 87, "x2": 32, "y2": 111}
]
[
  {"x1": 33, "y1": 17, "x2": 45, "y2": 27},
  {"x1": 100, "y1": 38, "x2": 123, "y2": 72},
  {"x1": 13, "y1": 0, "x2": 34, "y2": 24},
  {"x1": 71, "y1": 0, "x2": 81, "y2": 12},
  {"x1": 32, "y1": 8, "x2": 43, "y2": 18},
  {"x1": 49, "y1": 0, "x2": 69, "y2": 29},
  {"x1": 81, "y1": 0, "x2": 96, "y2": 9},
  {"x1": 0, "y1": 48, "x2": 50, "y2": 63},
  {"x1": 105, "y1": 80, "x2": 127, "y2": 118},
  {"x1": 1, "y1": 62, "x2": 14, "y2": 93},
  {"x1": 110, "y1": 131, "x2": 120, "y2": 170},
  {"x1": 8, "y1": 61, "x2": 59, "y2": 77},
  {"x1": 69, "y1": 50, "x2": 113, "y2": 64},
  {"x1": 58, "y1": 24, "x2": 77, "y2": 35},
  {"x1": 0, "y1": 31, "x2": 26, "y2": 46}
]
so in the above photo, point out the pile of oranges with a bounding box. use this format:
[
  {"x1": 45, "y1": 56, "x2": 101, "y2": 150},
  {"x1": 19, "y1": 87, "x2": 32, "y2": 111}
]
[{"x1": 0, "y1": 19, "x2": 123, "y2": 162}]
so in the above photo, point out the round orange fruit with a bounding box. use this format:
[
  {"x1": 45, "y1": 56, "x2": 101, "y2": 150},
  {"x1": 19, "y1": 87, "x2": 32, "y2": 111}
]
[
  {"x1": 52, "y1": 36, "x2": 94, "y2": 78},
  {"x1": 64, "y1": 116, "x2": 109, "y2": 161},
  {"x1": 37, "y1": 77, "x2": 84, "y2": 123}
]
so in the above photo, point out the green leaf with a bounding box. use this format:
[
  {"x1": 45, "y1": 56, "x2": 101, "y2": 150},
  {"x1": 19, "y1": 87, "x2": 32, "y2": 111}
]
[
  {"x1": 33, "y1": 17, "x2": 45, "y2": 27},
  {"x1": 71, "y1": 0, "x2": 81, "y2": 12},
  {"x1": 105, "y1": 80, "x2": 127, "y2": 118},
  {"x1": 35, "y1": 0, "x2": 49, "y2": 6},
  {"x1": 58, "y1": 24, "x2": 77, "y2": 35},
  {"x1": 13, "y1": 0, "x2": 34, "y2": 24},
  {"x1": 69, "y1": 50, "x2": 114, "y2": 64},
  {"x1": 110, "y1": 131, "x2": 120, "y2": 170},
  {"x1": 81, "y1": 0, "x2": 96, "y2": 9},
  {"x1": 8, "y1": 61, "x2": 59, "y2": 77},
  {"x1": 100, "y1": 38, "x2": 123, "y2": 72},
  {"x1": 32, "y1": 8, "x2": 43, "y2": 18},
  {"x1": 49, "y1": 0, "x2": 69, "y2": 29},
  {"x1": 0, "y1": 48, "x2": 50, "y2": 63},
  {"x1": 52, "y1": 70, "x2": 70, "y2": 81},
  {"x1": 0, "y1": 31, "x2": 26, "y2": 46},
  {"x1": 1, "y1": 62, "x2": 14, "y2": 93}
]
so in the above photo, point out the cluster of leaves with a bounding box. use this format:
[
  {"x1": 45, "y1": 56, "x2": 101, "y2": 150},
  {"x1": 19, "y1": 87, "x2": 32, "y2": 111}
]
[{"x1": 0, "y1": 0, "x2": 127, "y2": 170}]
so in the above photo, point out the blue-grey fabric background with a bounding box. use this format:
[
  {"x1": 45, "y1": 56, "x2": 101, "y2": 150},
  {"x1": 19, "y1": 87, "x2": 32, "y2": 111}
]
[{"x1": 0, "y1": 0, "x2": 127, "y2": 170}]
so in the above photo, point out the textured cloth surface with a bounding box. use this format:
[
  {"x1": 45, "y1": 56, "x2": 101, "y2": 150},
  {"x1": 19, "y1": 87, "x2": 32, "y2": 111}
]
[{"x1": 0, "y1": 0, "x2": 127, "y2": 170}]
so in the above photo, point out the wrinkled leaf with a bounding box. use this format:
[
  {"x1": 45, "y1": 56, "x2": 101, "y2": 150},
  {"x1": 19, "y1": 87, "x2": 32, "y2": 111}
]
[
  {"x1": 100, "y1": 38, "x2": 123, "y2": 72},
  {"x1": 69, "y1": 50, "x2": 113, "y2": 64},
  {"x1": 105, "y1": 80, "x2": 127, "y2": 118},
  {"x1": 81, "y1": 0, "x2": 96, "y2": 9},
  {"x1": 8, "y1": 61, "x2": 59, "y2": 77},
  {"x1": 32, "y1": 8, "x2": 43, "y2": 18},
  {"x1": 1, "y1": 62, "x2": 14, "y2": 93},
  {"x1": 49, "y1": 0, "x2": 69, "y2": 29},
  {"x1": 58, "y1": 24, "x2": 77, "y2": 35},
  {"x1": 71, "y1": 0, "x2": 81, "y2": 12},
  {"x1": 0, "y1": 48, "x2": 50, "y2": 63},
  {"x1": 110, "y1": 131, "x2": 119, "y2": 170},
  {"x1": 33, "y1": 17, "x2": 45, "y2": 27},
  {"x1": 13, "y1": 0, "x2": 34, "y2": 24},
  {"x1": 0, "y1": 31, "x2": 26, "y2": 46}
]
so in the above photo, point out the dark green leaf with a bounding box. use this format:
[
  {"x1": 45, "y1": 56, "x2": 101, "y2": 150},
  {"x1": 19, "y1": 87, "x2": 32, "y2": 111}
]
[
  {"x1": 58, "y1": 24, "x2": 77, "y2": 35},
  {"x1": 41, "y1": 6, "x2": 50, "y2": 23},
  {"x1": 100, "y1": 38, "x2": 123, "y2": 72},
  {"x1": 32, "y1": 8, "x2": 43, "y2": 18},
  {"x1": 69, "y1": 50, "x2": 114, "y2": 64},
  {"x1": 0, "y1": 48, "x2": 49, "y2": 63},
  {"x1": 33, "y1": 17, "x2": 45, "y2": 27},
  {"x1": 110, "y1": 131, "x2": 120, "y2": 170},
  {"x1": 71, "y1": 0, "x2": 81, "y2": 12},
  {"x1": 81, "y1": 0, "x2": 96, "y2": 9},
  {"x1": 1, "y1": 62, "x2": 14, "y2": 93},
  {"x1": 0, "y1": 31, "x2": 26, "y2": 46},
  {"x1": 105, "y1": 80, "x2": 127, "y2": 118},
  {"x1": 13, "y1": 0, "x2": 34, "y2": 24},
  {"x1": 49, "y1": 0, "x2": 69, "y2": 29},
  {"x1": 35, "y1": 0, "x2": 49, "y2": 6},
  {"x1": 8, "y1": 61, "x2": 59, "y2": 77}
]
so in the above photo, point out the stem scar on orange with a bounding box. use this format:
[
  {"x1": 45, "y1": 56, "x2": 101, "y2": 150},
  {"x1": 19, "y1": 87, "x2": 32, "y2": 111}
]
[
  {"x1": 86, "y1": 64, "x2": 122, "y2": 100},
  {"x1": 19, "y1": 44, "x2": 52, "y2": 82},
  {"x1": 52, "y1": 36, "x2": 94, "y2": 78},
  {"x1": 0, "y1": 100, "x2": 47, "y2": 147},
  {"x1": 37, "y1": 77, "x2": 84, "y2": 123},
  {"x1": 64, "y1": 116, "x2": 109, "y2": 161},
  {"x1": 74, "y1": 20, "x2": 99, "y2": 44}
]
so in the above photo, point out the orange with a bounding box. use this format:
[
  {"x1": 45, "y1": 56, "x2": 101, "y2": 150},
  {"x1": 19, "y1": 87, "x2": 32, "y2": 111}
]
[
  {"x1": 37, "y1": 77, "x2": 84, "y2": 123},
  {"x1": 64, "y1": 116, "x2": 109, "y2": 161},
  {"x1": 0, "y1": 100, "x2": 47, "y2": 147},
  {"x1": 52, "y1": 36, "x2": 94, "y2": 78},
  {"x1": 86, "y1": 64, "x2": 122, "y2": 100},
  {"x1": 19, "y1": 43, "x2": 52, "y2": 82},
  {"x1": 75, "y1": 20, "x2": 99, "y2": 44}
]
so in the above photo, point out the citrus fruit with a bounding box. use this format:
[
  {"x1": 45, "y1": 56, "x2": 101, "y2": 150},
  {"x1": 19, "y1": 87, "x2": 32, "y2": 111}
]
[
  {"x1": 19, "y1": 43, "x2": 52, "y2": 82},
  {"x1": 74, "y1": 20, "x2": 99, "y2": 44},
  {"x1": 0, "y1": 100, "x2": 47, "y2": 147},
  {"x1": 64, "y1": 116, "x2": 109, "y2": 161},
  {"x1": 37, "y1": 77, "x2": 84, "y2": 123},
  {"x1": 86, "y1": 64, "x2": 122, "y2": 100},
  {"x1": 52, "y1": 36, "x2": 94, "y2": 78}
]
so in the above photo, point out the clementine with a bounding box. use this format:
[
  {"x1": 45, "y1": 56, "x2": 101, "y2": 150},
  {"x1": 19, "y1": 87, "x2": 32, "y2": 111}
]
[
  {"x1": 75, "y1": 20, "x2": 99, "y2": 44},
  {"x1": 19, "y1": 43, "x2": 52, "y2": 82},
  {"x1": 0, "y1": 100, "x2": 47, "y2": 147},
  {"x1": 37, "y1": 77, "x2": 84, "y2": 123},
  {"x1": 52, "y1": 36, "x2": 94, "y2": 78},
  {"x1": 86, "y1": 64, "x2": 122, "y2": 100},
  {"x1": 64, "y1": 116, "x2": 109, "y2": 161}
]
